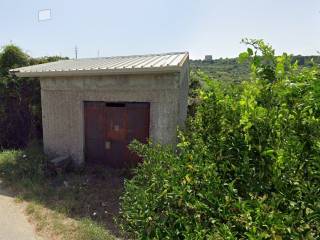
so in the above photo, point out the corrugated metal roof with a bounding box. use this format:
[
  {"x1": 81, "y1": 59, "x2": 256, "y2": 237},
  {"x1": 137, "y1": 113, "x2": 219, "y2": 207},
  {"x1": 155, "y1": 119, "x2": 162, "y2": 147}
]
[{"x1": 10, "y1": 52, "x2": 189, "y2": 77}]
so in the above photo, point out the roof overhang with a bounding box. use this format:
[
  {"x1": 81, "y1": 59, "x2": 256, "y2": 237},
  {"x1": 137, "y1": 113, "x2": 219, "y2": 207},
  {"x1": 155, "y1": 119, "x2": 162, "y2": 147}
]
[{"x1": 10, "y1": 66, "x2": 182, "y2": 78}]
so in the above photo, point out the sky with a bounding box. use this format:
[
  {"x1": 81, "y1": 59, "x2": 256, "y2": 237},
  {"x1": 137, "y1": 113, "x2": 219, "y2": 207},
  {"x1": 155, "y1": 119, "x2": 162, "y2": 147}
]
[{"x1": 1, "y1": 0, "x2": 320, "y2": 59}]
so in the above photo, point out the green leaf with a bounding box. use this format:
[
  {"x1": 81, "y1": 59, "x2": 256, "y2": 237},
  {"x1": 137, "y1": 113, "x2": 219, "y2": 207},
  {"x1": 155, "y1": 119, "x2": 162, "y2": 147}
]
[{"x1": 238, "y1": 52, "x2": 249, "y2": 63}]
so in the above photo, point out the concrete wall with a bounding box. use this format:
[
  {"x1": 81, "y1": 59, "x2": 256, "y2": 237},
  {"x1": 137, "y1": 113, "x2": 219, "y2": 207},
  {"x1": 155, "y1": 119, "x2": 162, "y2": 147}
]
[{"x1": 40, "y1": 68, "x2": 189, "y2": 165}]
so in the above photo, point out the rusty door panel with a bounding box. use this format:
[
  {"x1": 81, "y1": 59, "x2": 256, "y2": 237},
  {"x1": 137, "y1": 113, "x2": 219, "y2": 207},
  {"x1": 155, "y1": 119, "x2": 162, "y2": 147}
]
[
  {"x1": 105, "y1": 106, "x2": 128, "y2": 141},
  {"x1": 126, "y1": 103, "x2": 150, "y2": 143},
  {"x1": 105, "y1": 140, "x2": 126, "y2": 168},
  {"x1": 105, "y1": 105, "x2": 128, "y2": 168},
  {"x1": 84, "y1": 102, "x2": 106, "y2": 164},
  {"x1": 125, "y1": 103, "x2": 150, "y2": 166},
  {"x1": 85, "y1": 102, "x2": 150, "y2": 168}
]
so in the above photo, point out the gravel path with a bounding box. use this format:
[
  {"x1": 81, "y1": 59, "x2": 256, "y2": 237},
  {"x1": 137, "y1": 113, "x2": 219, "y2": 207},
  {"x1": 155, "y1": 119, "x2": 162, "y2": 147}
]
[{"x1": 0, "y1": 180, "x2": 41, "y2": 240}]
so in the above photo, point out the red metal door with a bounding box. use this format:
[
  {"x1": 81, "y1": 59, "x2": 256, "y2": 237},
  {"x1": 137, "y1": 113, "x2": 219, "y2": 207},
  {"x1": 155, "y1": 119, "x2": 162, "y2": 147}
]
[
  {"x1": 84, "y1": 102, "x2": 106, "y2": 164},
  {"x1": 105, "y1": 103, "x2": 128, "y2": 168},
  {"x1": 125, "y1": 103, "x2": 150, "y2": 166},
  {"x1": 84, "y1": 102, "x2": 149, "y2": 168}
]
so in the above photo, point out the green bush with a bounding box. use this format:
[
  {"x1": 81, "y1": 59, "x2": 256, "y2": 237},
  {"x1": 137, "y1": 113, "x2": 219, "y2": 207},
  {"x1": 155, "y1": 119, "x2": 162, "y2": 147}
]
[
  {"x1": 0, "y1": 142, "x2": 47, "y2": 186},
  {"x1": 120, "y1": 40, "x2": 320, "y2": 239},
  {"x1": 0, "y1": 44, "x2": 68, "y2": 149}
]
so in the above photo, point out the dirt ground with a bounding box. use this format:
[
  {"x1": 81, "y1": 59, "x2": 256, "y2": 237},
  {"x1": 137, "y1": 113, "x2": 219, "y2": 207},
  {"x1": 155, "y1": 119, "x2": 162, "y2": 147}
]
[{"x1": 56, "y1": 165, "x2": 128, "y2": 238}]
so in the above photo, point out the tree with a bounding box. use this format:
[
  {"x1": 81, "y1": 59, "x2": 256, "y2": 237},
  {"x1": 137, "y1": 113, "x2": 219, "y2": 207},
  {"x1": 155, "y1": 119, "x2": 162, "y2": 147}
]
[
  {"x1": 0, "y1": 45, "x2": 29, "y2": 76},
  {"x1": 0, "y1": 44, "x2": 67, "y2": 148}
]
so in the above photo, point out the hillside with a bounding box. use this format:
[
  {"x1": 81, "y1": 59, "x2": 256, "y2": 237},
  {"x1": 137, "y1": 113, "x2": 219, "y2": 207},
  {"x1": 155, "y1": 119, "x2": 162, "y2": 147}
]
[{"x1": 190, "y1": 55, "x2": 320, "y2": 83}]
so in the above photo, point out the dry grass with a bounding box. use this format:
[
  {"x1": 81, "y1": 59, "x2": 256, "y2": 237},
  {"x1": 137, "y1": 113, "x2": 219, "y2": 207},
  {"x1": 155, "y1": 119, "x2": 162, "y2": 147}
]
[
  {"x1": 0, "y1": 145, "x2": 128, "y2": 240},
  {"x1": 24, "y1": 201, "x2": 114, "y2": 240}
]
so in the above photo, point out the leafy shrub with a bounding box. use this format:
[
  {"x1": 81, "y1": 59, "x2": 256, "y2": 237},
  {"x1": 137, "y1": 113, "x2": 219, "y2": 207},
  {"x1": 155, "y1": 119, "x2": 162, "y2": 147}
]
[
  {"x1": 120, "y1": 40, "x2": 320, "y2": 239},
  {"x1": 0, "y1": 44, "x2": 68, "y2": 149},
  {"x1": 0, "y1": 142, "x2": 47, "y2": 185}
]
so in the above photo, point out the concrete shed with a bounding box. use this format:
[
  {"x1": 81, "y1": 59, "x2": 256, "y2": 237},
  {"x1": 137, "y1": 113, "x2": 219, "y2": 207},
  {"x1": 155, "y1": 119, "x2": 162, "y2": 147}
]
[{"x1": 10, "y1": 52, "x2": 189, "y2": 168}]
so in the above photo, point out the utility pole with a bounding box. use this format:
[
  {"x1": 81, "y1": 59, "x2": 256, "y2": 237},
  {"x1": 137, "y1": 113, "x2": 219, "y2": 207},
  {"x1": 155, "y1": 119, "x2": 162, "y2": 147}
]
[{"x1": 75, "y1": 45, "x2": 78, "y2": 59}]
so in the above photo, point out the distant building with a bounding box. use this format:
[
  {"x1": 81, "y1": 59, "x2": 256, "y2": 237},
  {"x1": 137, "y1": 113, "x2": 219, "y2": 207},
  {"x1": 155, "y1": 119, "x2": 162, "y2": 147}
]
[{"x1": 204, "y1": 55, "x2": 213, "y2": 61}]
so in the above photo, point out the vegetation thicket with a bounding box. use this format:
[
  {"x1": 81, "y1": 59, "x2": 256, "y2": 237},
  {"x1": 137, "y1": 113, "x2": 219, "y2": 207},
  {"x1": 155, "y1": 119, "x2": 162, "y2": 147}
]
[
  {"x1": 120, "y1": 40, "x2": 320, "y2": 239},
  {"x1": 0, "y1": 45, "x2": 67, "y2": 149}
]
